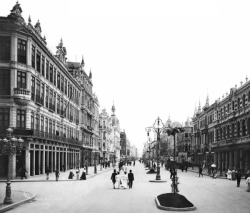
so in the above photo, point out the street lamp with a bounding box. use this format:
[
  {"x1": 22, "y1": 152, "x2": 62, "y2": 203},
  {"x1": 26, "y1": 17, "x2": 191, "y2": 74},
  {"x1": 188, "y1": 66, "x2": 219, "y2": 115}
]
[
  {"x1": 206, "y1": 147, "x2": 214, "y2": 175},
  {"x1": 94, "y1": 149, "x2": 97, "y2": 174},
  {"x1": 145, "y1": 117, "x2": 169, "y2": 181},
  {"x1": 0, "y1": 127, "x2": 24, "y2": 204},
  {"x1": 165, "y1": 126, "x2": 185, "y2": 194}
]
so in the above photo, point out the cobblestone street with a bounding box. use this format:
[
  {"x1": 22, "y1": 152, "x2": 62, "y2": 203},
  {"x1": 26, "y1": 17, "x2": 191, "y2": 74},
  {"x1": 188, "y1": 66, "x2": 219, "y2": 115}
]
[{"x1": 1, "y1": 162, "x2": 249, "y2": 213}]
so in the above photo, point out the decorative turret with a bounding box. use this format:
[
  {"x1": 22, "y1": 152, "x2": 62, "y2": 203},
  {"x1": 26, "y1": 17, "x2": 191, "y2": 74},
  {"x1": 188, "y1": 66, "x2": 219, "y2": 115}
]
[
  {"x1": 34, "y1": 20, "x2": 42, "y2": 34},
  {"x1": 166, "y1": 115, "x2": 172, "y2": 127},
  {"x1": 197, "y1": 100, "x2": 201, "y2": 115},
  {"x1": 89, "y1": 69, "x2": 92, "y2": 80},
  {"x1": 81, "y1": 55, "x2": 85, "y2": 67},
  {"x1": 56, "y1": 38, "x2": 67, "y2": 64},
  {"x1": 8, "y1": 1, "x2": 25, "y2": 24},
  {"x1": 185, "y1": 116, "x2": 191, "y2": 127},
  {"x1": 111, "y1": 102, "x2": 116, "y2": 116}
]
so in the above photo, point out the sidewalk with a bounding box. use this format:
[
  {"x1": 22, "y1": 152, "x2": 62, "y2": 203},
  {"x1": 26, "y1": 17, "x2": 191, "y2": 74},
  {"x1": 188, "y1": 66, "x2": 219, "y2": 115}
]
[
  {"x1": 186, "y1": 166, "x2": 226, "y2": 179},
  {"x1": 0, "y1": 165, "x2": 114, "y2": 182},
  {"x1": 0, "y1": 190, "x2": 36, "y2": 213}
]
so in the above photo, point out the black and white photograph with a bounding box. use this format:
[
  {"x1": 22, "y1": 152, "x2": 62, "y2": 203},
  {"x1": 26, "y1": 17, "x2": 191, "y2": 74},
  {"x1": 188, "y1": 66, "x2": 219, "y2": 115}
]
[{"x1": 0, "y1": 0, "x2": 250, "y2": 212}]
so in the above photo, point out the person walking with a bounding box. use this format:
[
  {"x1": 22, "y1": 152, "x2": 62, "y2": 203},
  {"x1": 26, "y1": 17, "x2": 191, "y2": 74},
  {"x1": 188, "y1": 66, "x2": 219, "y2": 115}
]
[
  {"x1": 68, "y1": 170, "x2": 74, "y2": 179},
  {"x1": 232, "y1": 168, "x2": 236, "y2": 181},
  {"x1": 153, "y1": 162, "x2": 156, "y2": 170},
  {"x1": 227, "y1": 169, "x2": 232, "y2": 180},
  {"x1": 236, "y1": 169, "x2": 242, "y2": 187},
  {"x1": 76, "y1": 167, "x2": 80, "y2": 180},
  {"x1": 133, "y1": 160, "x2": 135, "y2": 166},
  {"x1": 170, "y1": 167, "x2": 173, "y2": 179},
  {"x1": 115, "y1": 171, "x2": 122, "y2": 189},
  {"x1": 128, "y1": 170, "x2": 134, "y2": 189},
  {"x1": 55, "y1": 169, "x2": 60, "y2": 181},
  {"x1": 111, "y1": 169, "x2": 117, "y2": 189},
  {"x1": 199, "y1": 165, "x2": 203, "y2": 177},
  {"x1": 19, "y1": 166, "x2": 27, "y2": 180},
  {"x1": 80, "y1": 168, "x2": 86, "y2": 180},
  {"x1": 45, "y1": 167, "x2": 50, "y2": 180},
  {"x1": 246, "y1": 174, "x2": 250, "y2": 192},
  {"x1": 212, "y1": 169, "x2": 217, "y2": 179}
]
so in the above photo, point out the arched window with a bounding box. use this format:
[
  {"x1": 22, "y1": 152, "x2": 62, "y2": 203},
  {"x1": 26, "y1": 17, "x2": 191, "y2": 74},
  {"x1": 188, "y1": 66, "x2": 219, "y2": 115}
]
[
  {"x1": 242, "y1": 119, "x2": 246, "y2": 136},
  {"x1": 232, "y1": 101, "x2": 235, "y2": 111},
  {"x1": 227, "y1": 125, "x2": 229, "y2": 139},
  {"x1": 35, "y1": 114, "x2": 40, "y2": 130},
  {"x1": 224, "y1": 126, "x2": 226, "y2": 139},
  {"x1": 221, "y1": 108, "x2": 223, "y2": 118},
  {"x1": 228, "y1": 103, "x2": 230, "y2": 113},
  {"x1": 238, "y1": 98, "x2": 240, "y2": 109},
  {"x1": 243, "y1": 94, "x2": 246, "y2": 107},
  {"x1": 237, "y1": 121, "x2": 240, "y2": 137}
]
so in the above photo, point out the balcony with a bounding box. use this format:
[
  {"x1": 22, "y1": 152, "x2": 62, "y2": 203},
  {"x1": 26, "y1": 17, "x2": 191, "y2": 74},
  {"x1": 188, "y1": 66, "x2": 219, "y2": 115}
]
[
  {"x1": 0, "y1": 127, "x2": 83, "y2": 146},
  {"x1": 13, "y1": 88, "x2": 31, "y2": 106},
  {"x1": 35, "y1": 95, "x2": 44, "y2": 106}
]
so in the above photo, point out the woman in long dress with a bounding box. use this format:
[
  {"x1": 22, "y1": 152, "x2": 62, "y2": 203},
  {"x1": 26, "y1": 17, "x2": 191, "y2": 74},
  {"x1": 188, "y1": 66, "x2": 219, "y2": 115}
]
[
  {"x1": 111, "y1": 169, "x2": 117, "y2": 189},
  {"x1": 227, "y1": 169, "x2": 232, "y2": 180},
  {"x1": 246, "y1": 176, "x2": 250, "y2": 192},
  {"x1": 120, "y1": 171, "x2": 128, "y2": 189},
  {"x1": 80, "y1": 168, "x2": 86, "y2": 180}
]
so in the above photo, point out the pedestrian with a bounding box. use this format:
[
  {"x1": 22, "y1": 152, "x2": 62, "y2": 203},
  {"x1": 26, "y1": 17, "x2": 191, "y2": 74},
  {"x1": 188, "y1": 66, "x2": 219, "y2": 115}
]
[
  {"x1": 185, "y1": 164, "x2": 188, "y2": 172},
  {"x1": 68, "y1": 170, "x2": 74, "y2": 179},
  {"x1": 181, "y1": 164, "x2": 184, "y2": 172},
  {"x1": 133, "y1": 160, "x2": 135, "y2": 166},
  {"x1": 45, "y1": 167, "x2": 50, "y2": 180},
  {"x1": 55, "y1": 168, "x2": 60, "y2": 181},
  {"x1": 232, "y1": 168, "x2": 236, "y2": 181},
  {"x1": 153, "y1": 162, "x2": 156, "y2": 170},
  {"x1": 124, "y1": 166, "x2": 127, "y2": 175},
  {"x1": 236, "y1": 169, "x2": 242, "y2": 187},
  {"x1": 76, "y1": 167, "x2": 80, "y2": 180},
  {"x1": 111, "y1": 169, "x2": 117, "y2": 189},
  {"x1": 105, "y1": 161, "x2": 107, "y2": 169},
  {"x1": 102, "y1": 161, "x2": 105, "y2": 168},
  {"x1": 246, "y1": 175, "x2": 250, "y2": 192},
  {"x1": 115, "y1": 171, "x2": 122, "y2": 189},
  {"x1": 199, "y1": 165, "x2": 203, "y2": 177},
  {"x1": 80, "y1": 168, "x2": 86, "y2": 180},
  {"x1": 212, "y1": 169, "x2": 217, "y2": 179},
  {"x1": 128, "y1": 170, "x2": 134, "y2": 189},
  {"x1": 227, "y1": 168, "x2": 232, "y2": 180},
  {"x1": 170, "y1": 167, "x2": 173, "y2": 179},
  {"x1": 19, "y1": 166, "x2": 27, "y2": 180}
]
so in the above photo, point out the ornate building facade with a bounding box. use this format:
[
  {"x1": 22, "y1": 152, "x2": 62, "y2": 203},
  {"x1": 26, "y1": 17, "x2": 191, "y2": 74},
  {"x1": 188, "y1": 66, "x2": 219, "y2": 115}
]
[{"x1": 0, "y1": 2, "x2": 99, "y2": 179}]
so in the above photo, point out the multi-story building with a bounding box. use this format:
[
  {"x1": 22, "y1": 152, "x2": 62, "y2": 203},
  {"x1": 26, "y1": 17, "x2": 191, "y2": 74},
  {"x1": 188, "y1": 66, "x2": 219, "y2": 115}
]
[
  {"x1": 0, "y1": 2, "x2": 98, "y2": 179},
  {"x1": 92, "y1": 93, "x2": 100, "y2": 164},
  {"x1": 211, "y1": 80, "x2": 250, "y2": 175},
  {"x1": 176, "y1": 117, "x2": 193, "y2": 163},
  {"x1": 110, "y1": 103, "x2": 121, "y2": 161},
  {"x1": 120, "y1": 130, "x2": 126, "y2": 156}
]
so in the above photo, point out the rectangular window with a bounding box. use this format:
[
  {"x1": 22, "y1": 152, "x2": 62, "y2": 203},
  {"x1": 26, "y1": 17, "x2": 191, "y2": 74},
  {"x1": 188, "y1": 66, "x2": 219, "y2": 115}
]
[
  {"x1": 0, "y1": 108, "x2": 9, "y2": 128},
  {"x1": 53, "y1": 68, "x2": 56, "y2": 86},
  {"x1": 36, "y1": 51, "x2": 41, "y2": 72},
  {"x1": 61, "y1": 76, "x2": 64, "y2": 92},
  {"x1": 53, "y1": 92, "x2": 56, "y2": 112},
  {"x1": 49, "y1": 89, "x2": 53, "y2": 110},
  {"x1": 35, "y1": 114, "x2": 40, "y2": 130},
  {"x1": 17, "y1": 71, "x2": 26, "y2": 89},
  {"x1": 65, "y1": 80, "x2": 67, "y2": 95},
  {"x1": 46, "y1": 60, "x2": 49, "y2": 80},
  {"x1": 57, "y1": 95, "x2": 60, "y2": 114},
  {"x1": 50, "y1": 65, "x2": 53, "y2": 83},
  {"x1": 57, "y1": 73, "x2": 60, "y2": 89},
  {"x1": 31, "y1": 112, "x2": 34, "y2": 129},
  {"x1": 61, "y1": 98, "x2": 63, "y2": 116},
  {"x1": 45, "y1": 86, "x2": 49, "y2": 108},
  {"x1": 31, "y1": 76, "x2": 35, "y2": 101},
  {"x1": 17, "y1": 39, "x2": 26, "y2": 64},
  {"x1": 41, "y1": 56, "x2": 45, "y2": 76},
  {"x1": 0, "y1": 69, "x2": 10, "y2": 95},
  {"x1": 31, "y1": 45, "x2": 35, "y2": 69},
  {"x1": 36, "y1": 79, "x2": 40, "y2": 103},
  {"x1": 49, "y1": 119, "x2": 52, "y2": 134},
  {"x1": 45, "y1": 118, "x2": 48, "y2": 133},
  {"x1": 41, "y1": 116, "x2": 44, "y2": 132},
  {"x1": 0, "y1": 36, "x2": 11, "y2": 61},
  {"x1": 16, "y1": 109, "x2": 26, "y2": 128},
  {"x1": 41, "y1": 83, "x2": 44, "y2": 106}
]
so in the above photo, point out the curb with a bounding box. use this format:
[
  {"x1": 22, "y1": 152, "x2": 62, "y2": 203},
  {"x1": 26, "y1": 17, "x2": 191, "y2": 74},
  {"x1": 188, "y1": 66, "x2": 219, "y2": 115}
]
[
  {"x1": 155, "y1": 197, "x2": 196, "y2": 211},
  {"x1": 0, "y1": 191, "x2": 36, "y2": 213},
  {"x1": 0, "y1": 168, "x2": 113, "y2": 183},
  {"x1": 186, "y1": 169, "x2": 226, "y2": 179},
  {"x1": 149, "y1": 180, "x2": 167, "y2": 183}
]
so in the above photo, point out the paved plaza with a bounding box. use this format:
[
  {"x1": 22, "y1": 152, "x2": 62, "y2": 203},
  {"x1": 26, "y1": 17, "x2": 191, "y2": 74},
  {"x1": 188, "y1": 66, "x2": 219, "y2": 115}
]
[{"x1": 0, "y1": 162, "x2": 249, "y2": 213}]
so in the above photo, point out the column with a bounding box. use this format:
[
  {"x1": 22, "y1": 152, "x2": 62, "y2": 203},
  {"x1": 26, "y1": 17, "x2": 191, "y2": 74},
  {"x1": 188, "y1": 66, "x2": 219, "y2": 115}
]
[
  {"x1": 42, "y1": 146, "x2": 45, "y2": 174},
  {"x1": 27, "y1": 37, "x2": 32, "y2": 67},
  {"x1": 240, "y1": 150, "x2": 242, "y2": 170},
  {"x1": 25, "y1": 147, "x2": 30, "y2": 177},
  {"x1": 225, "y1": 152, "x2": 228, "y2": 170},
  {"x1": 229, "y1": 151, "x2": 232, "y2": 169},
  {"x1": 10, "y1": 69, "x2": 17, "y2": 96},
  {"x1": 55, "y1": 147, "x2": 57, "y2": 170},
  {"x1": 61, "y1": 150, "x2": 64, "y2": 171},
  {"x1": 58, "y1": 150, "x2": 60, "y2": 171},
  {"x1": 234, "y1": 150, "x2": 237, "y2": 169},
  {"x1": 26, "y1": 109, "x2": 31, "y2": 129},
  {"x1": 50, "y1": 151, "x2": 53, "y2": 172},
  {"x1": 9, "y1": 155, "x2": 16, "y2": 180},
  {"x1": 33, "y1": 149, "x2": 35, "y2": 176},
  {"x1": 65, "y1": 148, "x2": 68, "y2": 171},
  {"x1": 9, "y1": 107, "x2": 16, "y2": 129},
  {"x1": 38, "y1": 149, "x2": 41, "y2": 175}
]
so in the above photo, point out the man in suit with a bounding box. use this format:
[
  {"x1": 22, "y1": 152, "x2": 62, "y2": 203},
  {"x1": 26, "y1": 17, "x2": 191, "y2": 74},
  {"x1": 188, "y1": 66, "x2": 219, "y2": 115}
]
[{"x1": 128, "y1": 170, "x2": 134, "y2": 189}]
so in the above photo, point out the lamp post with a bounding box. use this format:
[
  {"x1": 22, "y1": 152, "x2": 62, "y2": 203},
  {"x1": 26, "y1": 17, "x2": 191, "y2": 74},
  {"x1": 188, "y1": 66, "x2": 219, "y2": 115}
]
[
  {"x1": 94, "y1": 150, "x2": 97, "y2": 174},
  {"x1": 166, "y1": 126, "x2": 185, "y2": 194},
  {"x1": 0, "y1": 127, "x2": 24, "y2": 204},
  {"x1": 206, "y1": 147, "x2": 214, "y2": 175},
  {"x1": 145, "y1": 117, "x2": 169, "y2": 181}
]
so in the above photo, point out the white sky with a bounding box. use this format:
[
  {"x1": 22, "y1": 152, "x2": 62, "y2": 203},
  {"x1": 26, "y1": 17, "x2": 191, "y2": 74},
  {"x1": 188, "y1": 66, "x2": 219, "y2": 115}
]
[{"x1": 2, "y1": 0, "x2": 250, "y2": 156}]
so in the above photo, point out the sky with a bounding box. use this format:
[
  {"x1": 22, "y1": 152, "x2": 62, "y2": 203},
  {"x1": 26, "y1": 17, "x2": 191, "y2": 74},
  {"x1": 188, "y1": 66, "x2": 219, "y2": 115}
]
[{"x1": 1, "y1": 0, "x2": 250, "y2": 156}]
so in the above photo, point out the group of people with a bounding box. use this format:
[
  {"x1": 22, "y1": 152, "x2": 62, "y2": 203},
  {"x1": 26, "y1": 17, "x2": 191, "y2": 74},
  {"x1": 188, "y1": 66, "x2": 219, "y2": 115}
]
[{"x1": 111, "y1": 169, "x2": 134, "y2": 189}]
